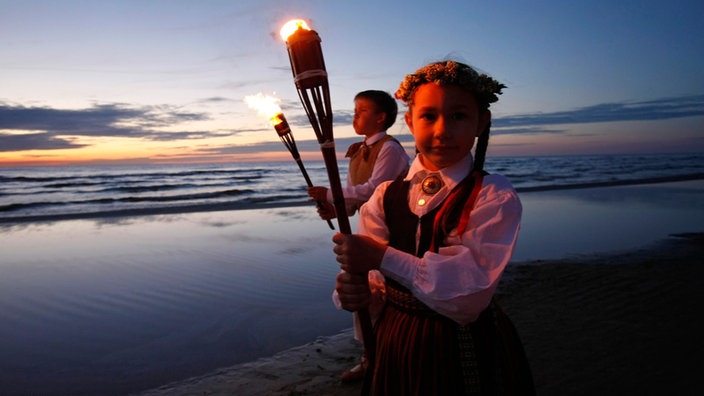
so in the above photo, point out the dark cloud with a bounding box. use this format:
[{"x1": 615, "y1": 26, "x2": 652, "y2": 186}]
[
  {"x1": 0, "y1": 132, "x2": 87, "y2": 151},
  {"x1": 1, "y1": 104, "x2": 142, "y2": 137},
  {"x1": 491, "y1": 126, "x2": 567, "y2": 136},
  {"x1": 0, "y1": 102, "x2": 218, "y2": 152},
  {"x1": 278, "y1": 97, "x2": 304, "y2": 112},
  {"x1": 0, "y1": 103, "x2": 207, "y2": 136},
  {"x1": 333, "y1": 110, "x2": 354, "y2": 126},
  {"x1": 2, "y1": 94, "x2": 701, "y2": 153},
  {"x1": 201, "y1": 133, "x2": 415, "y2": 157},
  {"x1": 278, "y1": 109, "x2": 354, "y2": 129},
  {"x1": 197, "y1": 96, "x2": 233, "y2": 104},
  {"x1": 147, "y1": 130, "x2": 230, "y2": 141},
  {"x1": 270, "y1": 65, "x2": 292, "y2": 73},
  {"x1": 494, "y1": 95, "x2": 704, "y2": 128},
  {"x1": 200, "y1": 138, "x2": 322, "y2": 155}
]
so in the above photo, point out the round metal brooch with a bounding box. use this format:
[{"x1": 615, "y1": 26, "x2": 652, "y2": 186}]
[{"x1": 421, "y1": 175, "x2": 443, "y2": 195}]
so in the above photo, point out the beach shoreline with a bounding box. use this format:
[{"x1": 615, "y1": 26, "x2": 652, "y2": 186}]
[{"x1": 135, "y1": 232, "x2": 704, "y2": 396}]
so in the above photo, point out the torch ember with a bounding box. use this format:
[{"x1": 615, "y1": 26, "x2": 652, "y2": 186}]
[
  {"x1": 245, "y1": 93, "x2": 334, "y2": 229},
  {"x1": 279, "y1": 19, "x2": 311, "y2": 41},
  {"x1": 244, "y1": 93, "x2": 283, "y2": 126}
]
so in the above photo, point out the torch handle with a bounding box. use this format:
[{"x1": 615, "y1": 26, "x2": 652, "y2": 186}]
[
  {"x1": 293, "y1": 157, "x2": 334, "y2": 230},
  {"x1": 282, "y1": 23, "x2": 375, "y2": 393},
  {"x1": 319, "y1": 145, "x2": 351, "y2": 234},
  {"x1": 320, "y1": 144, "x2": 376, "y2": 364},
  {"x1": 293, "y1": 157, "x2": 314, "y2": 186}
]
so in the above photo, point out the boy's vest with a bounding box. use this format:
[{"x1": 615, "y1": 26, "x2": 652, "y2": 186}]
[{"x1": 346, "y1": 135, "x2": 399, "y2": 186}]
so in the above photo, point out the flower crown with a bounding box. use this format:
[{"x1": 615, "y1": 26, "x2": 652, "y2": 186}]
[{"x1": 395, "y1": 60, "x2": 505, "y2": 109}]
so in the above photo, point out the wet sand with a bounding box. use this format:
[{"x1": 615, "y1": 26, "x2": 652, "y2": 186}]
[
  {"x1": 1, "y1": 179, "x2": 702, "y2": 395},
  {"x1": 136, "y1": 233, "x2": 704, "y2": 396}
]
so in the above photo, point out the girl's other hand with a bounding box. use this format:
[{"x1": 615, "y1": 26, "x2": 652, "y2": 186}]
[
  {"x1": 336, "y1": 271, "x2": 370, "y2": 312},
  {"x1": 332, "y1": 232, "x2": 386, "y2": 274}
]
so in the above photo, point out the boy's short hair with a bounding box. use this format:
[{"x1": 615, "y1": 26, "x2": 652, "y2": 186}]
[
  {"x1": 354, "y1": 90, "x2": 398, "y2": 130},
  {"x1": 395, "y1": 60, "x2": 505, "y2": 110}
]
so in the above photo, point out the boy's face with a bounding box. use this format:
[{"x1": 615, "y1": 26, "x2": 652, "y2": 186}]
[
  {"x1": 353, "y1": 98, "x2": 386, "y2": 137},
  {"x1": 405, "y1": 83, "x2": 490, "y2": 171}
]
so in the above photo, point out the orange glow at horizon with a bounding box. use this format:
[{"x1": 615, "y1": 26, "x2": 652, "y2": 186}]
[
  {"x1": 279, "y1": 19, "x2": 311, "y2": 41},
  {"x1": 0, "y1": 149, "x2": 322, "y2": 167}
]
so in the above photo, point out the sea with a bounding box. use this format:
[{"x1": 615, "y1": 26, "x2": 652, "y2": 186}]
[
  {"x1": 2, "y1": 152, "x2": 703, "y2": 223},
  {"x1": 1, "y1": 152, "x2": 703, "y2": 395}
]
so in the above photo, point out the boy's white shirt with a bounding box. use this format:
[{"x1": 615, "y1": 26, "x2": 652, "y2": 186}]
[{"x1": 326, "y1": 131, "x2": 410, "y2": 214}]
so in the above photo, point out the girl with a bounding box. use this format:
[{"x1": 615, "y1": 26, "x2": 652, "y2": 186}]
[{"x1": 333, "y1": 60, "x2": 534, "y2": 395}]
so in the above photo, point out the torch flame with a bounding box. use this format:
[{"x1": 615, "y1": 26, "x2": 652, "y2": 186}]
[
  {"x1": 244, "y1": 93, "x2": 283, "y2": 126},
  {"x1": 280, "y1": 19, "x2": 311, "y2": 41}
]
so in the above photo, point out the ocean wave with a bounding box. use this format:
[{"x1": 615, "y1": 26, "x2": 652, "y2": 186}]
[{"x1": 1, "y1": 154, "x2": 702, "y2": 223}]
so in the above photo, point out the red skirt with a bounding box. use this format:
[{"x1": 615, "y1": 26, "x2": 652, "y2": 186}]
[{"x1": 368, "y1": 282, "x2": 534, "y2": 396}]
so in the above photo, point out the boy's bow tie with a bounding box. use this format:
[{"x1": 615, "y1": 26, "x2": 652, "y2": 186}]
[{"x1": 345, "y1": 141, "x2": 370, "y2": 159}]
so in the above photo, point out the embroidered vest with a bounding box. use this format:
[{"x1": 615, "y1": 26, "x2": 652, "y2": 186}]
[
  {"x1": 383, "y1": 171, "x2": 484, "y2": 256},
  {"x1": 347, "y1": 135, "x2": 399, "y2": 186},
  {"x1": 383, "y1": 178, "x2": 439, "y2": 258}
]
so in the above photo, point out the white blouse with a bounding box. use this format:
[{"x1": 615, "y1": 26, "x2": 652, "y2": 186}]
[{"x1": 358, "y1": 153, "x2": 522, "y2": 325}]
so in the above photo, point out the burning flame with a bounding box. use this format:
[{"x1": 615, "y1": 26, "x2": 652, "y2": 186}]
[
  {"x1": 280, "y1": 19, "x2": 311, "y2": 41},
  {"x1": 244, "y1": 93, "x2": 283, "y2": 126}
]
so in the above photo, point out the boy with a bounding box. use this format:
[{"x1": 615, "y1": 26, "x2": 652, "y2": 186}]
[
  {"x1": 308, "y1": 89, "x2": 409, "y2": 382},
  {"x1": 308, "y1": 90, "x2": 409, "y2": 219}
]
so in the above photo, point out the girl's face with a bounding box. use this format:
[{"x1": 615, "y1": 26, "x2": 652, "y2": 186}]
[
  {"x1": 353, "y1": 98, "x2": 386, "y2": 137},
  {"x1": 405, "y1": 83, "x2": 490, "y2": 171}
]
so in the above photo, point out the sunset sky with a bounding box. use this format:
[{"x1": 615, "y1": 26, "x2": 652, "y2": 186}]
[{"x1": 1, "y1": 0, "x2": 702, "y2": 167}]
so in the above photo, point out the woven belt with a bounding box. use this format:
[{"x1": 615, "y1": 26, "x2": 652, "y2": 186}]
[{"x1": 386, "y1": 284, "x2": 438, "y2": 316}]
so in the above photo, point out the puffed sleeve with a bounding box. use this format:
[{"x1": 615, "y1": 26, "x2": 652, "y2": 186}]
[{"x1": 375, "y1": 175, "x2": 522, "y2": 325}]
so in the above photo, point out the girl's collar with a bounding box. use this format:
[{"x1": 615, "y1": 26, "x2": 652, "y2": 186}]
[{"x1": 405, "y1": 153, "x2": 474, "y2": 190}]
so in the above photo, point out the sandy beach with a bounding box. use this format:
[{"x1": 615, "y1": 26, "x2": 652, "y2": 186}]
[
  {"x1": 136, "y1": 232, "x2": 704, "y2": 396},
  {"x1": 1, "y1": 179, "x2": 702, "y2": 395}
]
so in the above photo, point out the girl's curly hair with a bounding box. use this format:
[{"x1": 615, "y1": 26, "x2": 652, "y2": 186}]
[{"x1": 395, "y1": 60, "x2": 505, "y2": 110}]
